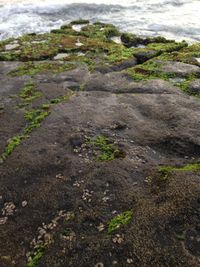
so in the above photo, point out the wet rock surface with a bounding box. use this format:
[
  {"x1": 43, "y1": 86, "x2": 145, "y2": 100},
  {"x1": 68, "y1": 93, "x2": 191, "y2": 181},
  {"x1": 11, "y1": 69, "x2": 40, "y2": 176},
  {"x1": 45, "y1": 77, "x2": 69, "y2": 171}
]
[{"x1": 0, "y1": 22, "x2": 200, "y2": 267}]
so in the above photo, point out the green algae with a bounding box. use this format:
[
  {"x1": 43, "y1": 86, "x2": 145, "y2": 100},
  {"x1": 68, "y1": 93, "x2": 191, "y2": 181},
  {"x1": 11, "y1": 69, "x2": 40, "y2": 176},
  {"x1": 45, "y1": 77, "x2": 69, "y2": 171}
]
[
  {"x1": 0, "y1": 92, "x2": 73, "y2": 162},
  {"x1": 80, "y1": 23, "x2": 120, "y2": 40},
  {"x1": 146, "y1": 41, "x2": 187, "y2": 53},
  {"x1": 9, "y1": 62, "x2": 75, "y2": 76},
  {"x1": 19, "y1": 83, "x2": 42, "y2": 103},
  {"x1": 158, "y1": 162, "x2": 200, "y2": 180},
  {"x1": 70, "y1": 19, "x2": 90, "y2": 25},
  {"x1": 87, "y1": 135, "x2": 124, "y2": 161},
  {"x1": 27, "y1": 244, "x2": 47, "y2": 267},
  {"x1": 125, "y1": 59, "x2": 175, "y2": 81},
  {"x1": 1, "y1": 135, "x2": 24, "y2": 159},
  {"x1": 108, "y1": 211, "x2": 133, "y2": 234}
]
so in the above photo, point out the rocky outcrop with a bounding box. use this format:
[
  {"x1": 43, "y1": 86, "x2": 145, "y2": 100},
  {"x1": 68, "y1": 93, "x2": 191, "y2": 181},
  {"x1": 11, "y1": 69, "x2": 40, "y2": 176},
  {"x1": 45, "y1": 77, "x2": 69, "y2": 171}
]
[{"x1": 0, "y1": 22, "x2": 199, "y2": 267}]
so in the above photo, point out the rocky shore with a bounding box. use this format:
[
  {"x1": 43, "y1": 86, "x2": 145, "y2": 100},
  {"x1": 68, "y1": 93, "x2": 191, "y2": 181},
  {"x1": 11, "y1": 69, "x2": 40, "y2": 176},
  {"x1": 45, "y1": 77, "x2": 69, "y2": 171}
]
[{"x1": 0, "y1": 21, "x2": 199, "y2": 267}]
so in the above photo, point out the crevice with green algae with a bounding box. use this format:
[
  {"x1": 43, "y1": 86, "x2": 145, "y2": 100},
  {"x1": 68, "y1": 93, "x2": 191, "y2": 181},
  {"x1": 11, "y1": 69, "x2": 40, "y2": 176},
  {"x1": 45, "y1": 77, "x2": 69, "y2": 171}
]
[
  {"x1": 0, "y1": 92, "x2": 74, "y2": 162},
  {"x1": 19, "y1": 82, "x2": 42, "y2": 104},
  {"x1": 9, "y1": 62, "x2": 76, "y2": 76},
  {"x1": 27, "y1": 244, "x2": 47, "y2": 267},
  {"x1": 157, "y1": 162, "x2": 200, "y2": 180}
]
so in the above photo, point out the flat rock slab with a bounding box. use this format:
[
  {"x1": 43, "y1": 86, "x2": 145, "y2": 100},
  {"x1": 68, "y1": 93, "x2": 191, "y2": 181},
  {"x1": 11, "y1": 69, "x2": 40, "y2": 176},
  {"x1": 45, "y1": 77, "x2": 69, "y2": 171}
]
[
  {"x1": 84, "y1": 71, "x2": 183, "y2": 94},
  {"x1": 0, "y1": 59, "x2": 200, "y2": 267},
  {"x1": 160, "y1": 60, "x2": 200, "y2": 77}
]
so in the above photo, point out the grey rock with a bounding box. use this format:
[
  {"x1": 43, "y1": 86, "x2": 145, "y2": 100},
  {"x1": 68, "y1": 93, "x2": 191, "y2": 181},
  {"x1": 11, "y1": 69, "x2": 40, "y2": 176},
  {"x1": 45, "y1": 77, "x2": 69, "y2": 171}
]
[
  {"x1": 161, "y1": 61, "x2": 200, "y2": 77},
  {"x1": 188, "y1": 79, "x2": 200, "y2": 94}
]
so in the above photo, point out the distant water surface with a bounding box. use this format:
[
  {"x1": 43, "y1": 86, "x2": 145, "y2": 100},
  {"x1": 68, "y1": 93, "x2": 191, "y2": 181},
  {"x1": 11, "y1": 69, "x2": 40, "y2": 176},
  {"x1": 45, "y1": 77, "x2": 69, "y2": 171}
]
[{"x1": 0, "y1": 0, "x2": 200, "y2": 43}]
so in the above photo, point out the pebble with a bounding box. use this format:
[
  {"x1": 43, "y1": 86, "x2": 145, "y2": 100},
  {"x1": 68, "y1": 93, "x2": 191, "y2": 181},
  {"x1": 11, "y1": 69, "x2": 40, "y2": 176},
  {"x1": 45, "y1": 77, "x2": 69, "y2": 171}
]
[
  {"x1": 22, "y1": 200, "x2": 28, "y2": 207},
  {"x1": 56, "y1": 173, "x2": 65, "y2": 180},
  {"x1": 76, "y1": 39, "x2": 84, "y2": 47},
  {"x1": 2, "y1": 202, "x2": 16, "y2": 216},
  {"x1": 0, "y1": 217, "x2": 8, "y2": 225},
  {"x1": 94, "y1": 263, "x2": 104, "y2": 267},
  {"x1": 5, "y1": 43, "x2": 20, "y2": 51},
  {"x1": 127, "y1": 258, "x2": 133, "y2": 264},
  {"x1": 97, "y1": 223, "x2": 105, "y2": 232},
  {"x1": 72, "y1": 24, "x2": 85, "y2": 32},
  {"x1": 54, "y1": 53, "x2": 69, "y2": 60},
  {"x1": 112, "y1": 234, "x2": 124, "y2": 244},
  {"x1": 102, "y1": 196, "x2": 110, "y2": 203},
  {"x1": 110, "y1": 36, "x2": 122, "y2": 44}
]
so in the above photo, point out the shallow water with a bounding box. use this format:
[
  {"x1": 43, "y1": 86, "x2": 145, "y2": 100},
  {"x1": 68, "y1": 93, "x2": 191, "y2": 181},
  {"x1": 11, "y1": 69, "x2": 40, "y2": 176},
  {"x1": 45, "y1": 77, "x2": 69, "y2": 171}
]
[{"x1": 0, "y1": 0, "x2": 200, "y2": 43}]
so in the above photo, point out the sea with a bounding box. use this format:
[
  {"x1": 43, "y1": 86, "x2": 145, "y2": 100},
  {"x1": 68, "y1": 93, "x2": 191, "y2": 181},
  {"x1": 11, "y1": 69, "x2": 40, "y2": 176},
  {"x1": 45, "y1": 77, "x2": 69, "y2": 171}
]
[{"x1": 0, "y1": 0, "x2": 200, "y2": 43}]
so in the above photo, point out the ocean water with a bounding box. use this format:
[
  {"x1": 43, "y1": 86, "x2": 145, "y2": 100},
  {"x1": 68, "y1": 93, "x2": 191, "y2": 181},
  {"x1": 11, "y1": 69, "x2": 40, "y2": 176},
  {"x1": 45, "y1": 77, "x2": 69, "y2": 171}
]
[{"x1": 0, "y1": 0, "x2": 200, "y2": 43}]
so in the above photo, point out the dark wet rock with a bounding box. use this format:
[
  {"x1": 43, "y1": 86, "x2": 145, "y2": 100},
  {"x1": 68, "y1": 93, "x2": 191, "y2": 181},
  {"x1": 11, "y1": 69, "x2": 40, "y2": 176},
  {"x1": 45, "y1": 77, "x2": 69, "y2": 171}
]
[{"x1": 133, "y1": 49, "x2": 159, "y2": 63}]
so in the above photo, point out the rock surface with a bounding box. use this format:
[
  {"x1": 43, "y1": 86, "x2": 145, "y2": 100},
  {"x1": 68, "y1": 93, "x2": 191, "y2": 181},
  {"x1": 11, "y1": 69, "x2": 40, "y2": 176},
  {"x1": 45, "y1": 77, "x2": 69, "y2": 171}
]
[{"x1": 0, "y1": 22, "x2": 199, "y2": 267}]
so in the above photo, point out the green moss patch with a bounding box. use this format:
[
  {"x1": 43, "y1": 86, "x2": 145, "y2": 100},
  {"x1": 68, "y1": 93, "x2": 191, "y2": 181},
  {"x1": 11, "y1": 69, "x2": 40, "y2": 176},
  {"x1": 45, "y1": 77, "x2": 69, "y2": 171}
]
[
  {"x1": 125, "y1": 59, "x2": 174, "y2": 81},
  {"x1": 108, "y1": 211, "x2": 133, "y2": 234},
  {"x1": 0, "y1": 91, "x2": 73, "y2": 162},
  {"x1": 9, "y1": 62, "x2": 75, "y2": 76},
  {"x1": 19, "y1": 82, "x2": 42, "y2": 103},
  {"x1": 87, "y1": 135, "x2": 125, "y2": 161},
  {"x1": 27, "y1": 244, "x2": 47, "y2": 267},
  {"x1": 158, "y1": 162, "x2": 200, "y2": 180}
]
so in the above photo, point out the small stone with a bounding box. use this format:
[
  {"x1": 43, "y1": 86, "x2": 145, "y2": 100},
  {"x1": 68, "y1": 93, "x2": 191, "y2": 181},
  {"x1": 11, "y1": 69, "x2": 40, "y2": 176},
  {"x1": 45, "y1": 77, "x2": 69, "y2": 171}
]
[
  {"x1": 110, "y1": 36, "x2": 122, "y2": 44},
  {"x1": 56, "y1": 174, "x2": 65, "y2": 180},
  {"x1": 112, "y1": 234, "x2": 124, "y2": 244},
  {"x1": 5, "y1": 43, "x2": 20, "y2": 51},
  {"x1": 38, "y1": 228, "x2": 46, "y2": 236},
  {"x1": 127, "y1": 258, "x2": 133, "y2": 264},
  {"x1": 0, "y1": 217, "x2": 8, "y2": 225},
  {"x1": 97, "y1": 223, "x2": 105, "y2": 232},
  {"x1": 44, "y1": 233, "x2": 52, "y2": 243},
  {"x1": 76, "y1": 39, "x2": 83, "y2": 47},
  {"x1": 2, "y1": 202, "x2": 16, "y2": 216},
  {"x1": 102, "y1": 196, "x2": 109, "y2": 203},
  {"x1": 94, "y1": 263, "x2": 104, "y2": 267},
  {"x1": 22, "y1": 200, "x2": 28, "y2": 207},
  {"x1": 54, "y1": 53, "x2": 69, "y2": 60},
  {"x1": 72, "y1": 24, "x2": 85, "y2": 32}
]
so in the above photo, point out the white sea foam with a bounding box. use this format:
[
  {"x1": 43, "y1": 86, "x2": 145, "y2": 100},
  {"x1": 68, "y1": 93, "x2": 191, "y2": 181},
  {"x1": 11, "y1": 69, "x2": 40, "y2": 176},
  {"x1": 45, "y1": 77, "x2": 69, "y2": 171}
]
[{"x1": 0, "y1": 0, "x2": 200, "y2": 43}]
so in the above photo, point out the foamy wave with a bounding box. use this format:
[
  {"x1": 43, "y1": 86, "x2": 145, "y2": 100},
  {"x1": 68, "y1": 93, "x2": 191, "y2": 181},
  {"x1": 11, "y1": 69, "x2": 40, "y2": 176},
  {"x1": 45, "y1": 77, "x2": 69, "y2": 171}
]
[{"x1": 0, "y1": 0, "x2": 200, "y2": 43}]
